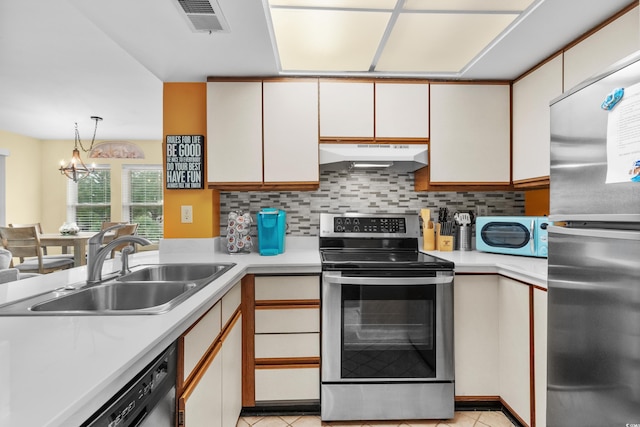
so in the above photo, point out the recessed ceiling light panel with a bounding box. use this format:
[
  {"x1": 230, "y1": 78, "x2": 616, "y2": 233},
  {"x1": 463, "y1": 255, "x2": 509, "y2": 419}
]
[
  {"x1": 376, "y1": 13, "x2": 518, "y2": 72},
  {"x1": 271, "y1": 8, "x2": 391, "y2": 71}
]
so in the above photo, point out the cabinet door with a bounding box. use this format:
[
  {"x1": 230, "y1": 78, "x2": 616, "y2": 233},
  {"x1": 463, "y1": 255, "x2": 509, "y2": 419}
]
[
  {"x1": 179, "y1": 344, "x2": 223, "y2": 427},
  {"x1": 563, "y1": 8, "x2": 639, "y2": 91},
  {"x1": 498, "y1": 277, "x2": 531, "y2": 426},
  {"x1": 221, "y1": 280, "x2": 241, "y2": 326},
  {"x1": 430, "y1": 84, "x2": 510, "y2": 183},
  {"x1": 453, "y1": 275, "x2": 499, "y2": 397},
  {"x1": 534, "y1": 288, "x2": 548, "y2": 427},
  {"x1": 263, "y1": 80, "x2": 319, "y2": 183},
  {"x1": 319, "y1": 81, "x2": 374, "y2": 138},
  {"x1": 207, "y1": 82, "x2": 263, "y2": 183},
  {"x1": 181, "y1": 302, "x2": 221, "y2": 385},
  {"x1": 375, "y1": 82, "x2": 429, "y2": 139},
  {"x1": 222, "y1": 315, "x2": 242, "y2": 427},
  {"x1": 512, "y1": 55, "x2": 563, "y2": 182}
]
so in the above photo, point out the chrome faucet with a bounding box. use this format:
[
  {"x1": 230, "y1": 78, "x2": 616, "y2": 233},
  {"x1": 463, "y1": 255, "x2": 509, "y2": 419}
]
[{"x1": 87, "y1": 224, "x2": 151, "y2": 284}]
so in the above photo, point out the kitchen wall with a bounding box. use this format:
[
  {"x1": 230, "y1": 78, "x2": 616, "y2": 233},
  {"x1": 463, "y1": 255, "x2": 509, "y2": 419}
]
[{"x1": 220, "y1": 170, "x2": 524, "y2": 236}]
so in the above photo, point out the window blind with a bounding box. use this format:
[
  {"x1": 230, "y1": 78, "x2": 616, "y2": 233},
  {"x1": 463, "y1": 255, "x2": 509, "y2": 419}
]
[
  {"x1": 122, "y1": 165, "x2": 163, "y2": 242},
  {"x1": 67, "y1": 167, "x2": 111, "y2": 232}
]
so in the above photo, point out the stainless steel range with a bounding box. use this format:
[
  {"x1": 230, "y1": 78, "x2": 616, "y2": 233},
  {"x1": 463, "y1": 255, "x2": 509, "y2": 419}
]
[{"x1": 319, "y1": 212, "x2": 455, "y2": 422}]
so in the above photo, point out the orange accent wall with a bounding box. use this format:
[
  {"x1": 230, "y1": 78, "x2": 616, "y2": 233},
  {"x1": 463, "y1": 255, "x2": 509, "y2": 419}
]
[
  {"x1": 524, "y1": 189, "x2": 550, "y2": 217},
  {"x1": 163, "y1": 83, "x2": 220, "y2": 238}
]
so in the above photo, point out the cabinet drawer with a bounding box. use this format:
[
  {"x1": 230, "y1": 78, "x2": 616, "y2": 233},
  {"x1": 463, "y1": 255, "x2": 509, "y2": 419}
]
[
  {"x1": 255, "y1": 333, "x2": 320, "y2": 359},
  {"x1": 255, "y1": 275, "x2": 319, "y2": 301},
  {"x1": 255, "y1": 307, "x2": 319, "y2": 333},
  {"x1": 182, "y1": 302, "x2": 221, "y2": 383},
  {"x1": 255, "y1": 367, "x2": 319, "y2": 401},
  {"x1": 221, "y1": 281, "x2": 241, "y2": 326}
]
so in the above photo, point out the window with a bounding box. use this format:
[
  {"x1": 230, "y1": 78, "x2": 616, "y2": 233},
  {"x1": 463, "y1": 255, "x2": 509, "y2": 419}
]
[
  {"x1": 67, "y1": 167, "x2": 111, "y2": 232},
  {"x1": 122, "y1": 165, "x2": 163, "y2": 242}
]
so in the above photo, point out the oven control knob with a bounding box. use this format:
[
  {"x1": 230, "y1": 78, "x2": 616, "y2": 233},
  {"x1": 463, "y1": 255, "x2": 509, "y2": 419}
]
[
  {"x1": 336, "y1": 226, "x2": 343, "y2": 232},
  {"x1": 353, "y1": 226, "x2": 360, "y2": 232}
]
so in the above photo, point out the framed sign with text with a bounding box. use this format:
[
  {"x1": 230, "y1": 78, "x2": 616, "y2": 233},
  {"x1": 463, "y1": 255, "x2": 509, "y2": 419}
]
[{"x1": 165, "y1": 135, "x2": 204, "y2": 189}]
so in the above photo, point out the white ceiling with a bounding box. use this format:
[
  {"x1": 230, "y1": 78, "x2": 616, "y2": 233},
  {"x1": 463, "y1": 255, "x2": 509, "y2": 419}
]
[{"x1": 0, "y1": 0, "x2": 635, "y2": 141}]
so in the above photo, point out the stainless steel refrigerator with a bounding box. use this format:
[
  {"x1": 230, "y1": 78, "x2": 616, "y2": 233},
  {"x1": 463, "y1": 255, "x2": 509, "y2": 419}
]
[{"x1": 548, "y1": 51, "x2": 640, "y2": 427}]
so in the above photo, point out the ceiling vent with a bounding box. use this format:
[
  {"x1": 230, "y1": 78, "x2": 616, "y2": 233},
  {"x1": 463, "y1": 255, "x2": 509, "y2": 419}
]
[{"x1": 176, "y1": 0, "x2": 230, "y2": 33}]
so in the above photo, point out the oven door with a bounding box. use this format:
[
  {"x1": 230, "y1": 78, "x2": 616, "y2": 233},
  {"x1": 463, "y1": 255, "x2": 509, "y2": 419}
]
[{"x1": 321, "y1": 270, "x2": 454, "y2": 383}]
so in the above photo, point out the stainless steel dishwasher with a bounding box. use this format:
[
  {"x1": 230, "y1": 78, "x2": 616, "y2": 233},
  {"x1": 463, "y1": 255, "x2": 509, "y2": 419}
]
[{"x1": 82, "y1": 342, "x2": 177, "y2": 427}]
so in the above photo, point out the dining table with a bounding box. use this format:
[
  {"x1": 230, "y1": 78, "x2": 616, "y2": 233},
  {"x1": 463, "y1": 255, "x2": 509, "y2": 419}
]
[{"x1": 39, "y1": 232, "x2": 97, "y2": 267}]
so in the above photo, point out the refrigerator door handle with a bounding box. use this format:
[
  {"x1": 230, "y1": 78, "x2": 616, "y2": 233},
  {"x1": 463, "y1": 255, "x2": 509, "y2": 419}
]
[{"x1": 548, "y1": 225, "x2": 640, "y2": 241}]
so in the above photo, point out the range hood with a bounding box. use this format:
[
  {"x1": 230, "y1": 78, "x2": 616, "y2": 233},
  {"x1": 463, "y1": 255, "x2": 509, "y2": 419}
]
[{"x1": 319, "y1": 144, "x2": 428, "y2": 172}]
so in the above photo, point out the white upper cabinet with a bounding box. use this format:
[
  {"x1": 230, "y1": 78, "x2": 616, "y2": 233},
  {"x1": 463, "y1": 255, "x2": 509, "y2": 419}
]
[
  {"x1": 375, "y1": 82, "x2": 429, "y2": 139},
  {"x1": 263, "y1": 80, "x2": 319, "y2": 183},
  {"x1": 429, "y1": 84, "x2": 510, "y2": 183},
  {"x1": 207, "y1": 82, "x2": 263, "y2": 183},
  {"x1": 319, "y1": 81, "x2": 374, "y2": 139},
  {"x1": 512, "y1": 55, "x2": 563, "y2": 183},
  {"x1": 564, "y1": 8, "x2": 640, "y2": 91},
  {"x1": 207, "y1": 80, "x2": 319, "y2": 188}
]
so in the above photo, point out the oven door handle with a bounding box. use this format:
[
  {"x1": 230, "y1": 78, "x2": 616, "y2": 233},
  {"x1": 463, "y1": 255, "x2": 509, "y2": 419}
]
[{"x1": 323, "y1": 272, "x2": 453, "y2": 286}]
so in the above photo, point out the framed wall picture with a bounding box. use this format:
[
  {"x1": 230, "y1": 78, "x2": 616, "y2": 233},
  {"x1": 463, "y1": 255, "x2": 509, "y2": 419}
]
[{"x1": 165, "y1": 135, "x2": 204, "y2": 189}]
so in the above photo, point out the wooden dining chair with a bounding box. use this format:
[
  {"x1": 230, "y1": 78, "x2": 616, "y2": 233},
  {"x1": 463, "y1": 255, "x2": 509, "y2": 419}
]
[
  {"x1": 108, "y1": 223, "x2": 139, "y2": 258},
  {"x1": 100, "y1": 221, "x2": 128, "y2": 244},
  {"x1": 9, "y1": 223, "x2": 75, "y2": 259},
  {"x1": 0, "y1": 226, "x2": 75, "y2": 274}
]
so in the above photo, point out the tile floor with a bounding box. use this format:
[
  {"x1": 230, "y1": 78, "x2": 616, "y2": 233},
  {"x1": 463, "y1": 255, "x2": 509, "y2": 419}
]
[{"x1": 237, "y1": 411, "x2": 515, "y2": 427}]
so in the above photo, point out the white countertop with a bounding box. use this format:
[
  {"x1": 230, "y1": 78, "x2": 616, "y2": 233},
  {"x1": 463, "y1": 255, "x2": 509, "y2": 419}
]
[
  {"x1": 423, "y1": 249, "x2": 548, "y2": 289},
  {"x1": 0, "y1": 237, "x2": 320, "y2": 427},
  {"x1": 0, "y1": 237, "x2": 546, "y2": 427}
]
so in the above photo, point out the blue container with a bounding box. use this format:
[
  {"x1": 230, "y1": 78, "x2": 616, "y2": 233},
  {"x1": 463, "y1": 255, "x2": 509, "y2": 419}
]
[{"x1": 257, "y1": 208, "x2": 286, "y2": 256}]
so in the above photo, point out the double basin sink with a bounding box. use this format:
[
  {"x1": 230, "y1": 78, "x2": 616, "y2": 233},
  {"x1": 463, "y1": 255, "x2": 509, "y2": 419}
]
[{"x1": 0, "y1": 263, "x2": 236, "y2": 316}]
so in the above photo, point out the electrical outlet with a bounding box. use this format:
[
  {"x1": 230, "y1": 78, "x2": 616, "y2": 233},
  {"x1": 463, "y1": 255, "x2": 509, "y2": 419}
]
[
  {"x1": 477, "y1": 206, "x2": 488, "y2": 217},
  {"x1": 181, "y1": 205, "x2": 193, "y2": 223}
]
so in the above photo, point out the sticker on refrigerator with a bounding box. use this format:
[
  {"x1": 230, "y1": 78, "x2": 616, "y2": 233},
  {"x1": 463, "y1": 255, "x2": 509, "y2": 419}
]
[{"x1": 605, "y1": 82, "x2": 640, "y2": 183}]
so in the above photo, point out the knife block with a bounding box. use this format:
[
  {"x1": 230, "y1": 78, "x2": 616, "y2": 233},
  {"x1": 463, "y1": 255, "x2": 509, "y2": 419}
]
[{"x1": 436, "y1": 223, "x2": 454, "y2": 252}]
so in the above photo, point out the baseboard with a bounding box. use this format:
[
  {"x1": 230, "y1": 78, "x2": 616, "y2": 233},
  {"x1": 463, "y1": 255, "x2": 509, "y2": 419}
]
[
  {"x1": 241, "y1": 400, "x2": 320, "y2": 417},
  {"x1": 241, "y1": 399, "x2": 523, "y2": 427},
  {"x1": 455, "y1": 398, "x2": 525, "y2": 427}
]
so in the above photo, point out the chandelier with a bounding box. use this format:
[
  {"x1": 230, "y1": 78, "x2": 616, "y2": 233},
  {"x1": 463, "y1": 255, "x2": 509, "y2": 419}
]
[{"x1": 59, "y1": 116, "x2": 103, "y2": 182}]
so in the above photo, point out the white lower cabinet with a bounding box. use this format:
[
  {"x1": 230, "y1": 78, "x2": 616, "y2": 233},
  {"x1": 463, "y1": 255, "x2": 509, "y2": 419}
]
[
  {"x1": 179, "y1": 344, "x2": 223, "y2": 427},
  {"x1": 222, "y1": 316, "x2": 243, "y2": 427},
  {"x1": 533, "y1": 288, "x2": 548, "y2": 427},
  {"x1": 498, "y1": 276, "x2": 532, "y2": 426},
  {"x1": 456, "y1": 275, "x2": 546, "y2": 427},
  {"x1": 252, "y1": 275, "x2": 321, "y2": 404},
  {"x1": 181, "y1": 302, "x2": 221, "y2": 385},
  {"x1": 178, "y1": 281, "x2": 242, "y2": 427},
  {"x1": 454, "y1": 275, "x2": 499, "y2": 396}
]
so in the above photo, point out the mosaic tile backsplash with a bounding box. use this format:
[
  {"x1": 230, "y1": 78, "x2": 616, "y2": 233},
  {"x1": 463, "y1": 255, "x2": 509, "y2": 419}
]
[{"x1": 220, "y1": 170, "x2": 524, "y2": 236}]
